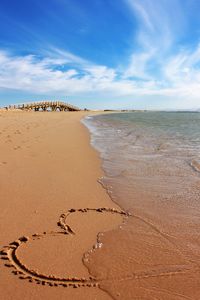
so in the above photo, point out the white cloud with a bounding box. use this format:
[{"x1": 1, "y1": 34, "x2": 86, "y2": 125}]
[
  {"x1": 1, "y1": 45, "x2": 200, "y2": 109},
  {"x1": 164, "y1": 44, "x2": 200, "y2": 84},
  {"x1": 125, "y1": 0, "x2": 177, "y2": 47},
  {"x1": 0, "y1": 50, "x2": 136, "y2": 96},
  {"x1": 124, "y1": 48, "x2": 155, "y2": 79},
  {"x1": 129, "y1": 1, "x2": 154, "y2": 32},
  {"x1": 123, "y1": 0, "x2": 185, "y2": 81},
  {"x1": 48, "y1": 47, "x2": 89, "y2": 66}
]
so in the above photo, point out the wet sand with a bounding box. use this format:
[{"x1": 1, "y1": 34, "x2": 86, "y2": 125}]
[
  {"x1": 0, "y1": 110, "x2": 123, "y2": 300},
  {"x1": 84, "y1": 112, "x2": 200, "y2": 300}
]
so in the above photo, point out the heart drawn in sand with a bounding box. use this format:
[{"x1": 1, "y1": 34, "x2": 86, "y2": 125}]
[{"x1": 0, "y1": 207, "x2": 129, "y2": 289}]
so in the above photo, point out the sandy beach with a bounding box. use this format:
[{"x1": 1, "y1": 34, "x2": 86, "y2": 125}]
[
  {"x1": 2, "y1": 110, "x2": 200, "y2": 300},
  {"x1": 0, "y1": 110, "x2": 123, "y2": 300}
]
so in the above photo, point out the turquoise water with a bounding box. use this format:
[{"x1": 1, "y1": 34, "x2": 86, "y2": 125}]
[
  {"x1": 85, "y1": 111, "x2": 200, "y2": 157},
  {"x1": 84, "y1": 112, "x2": 200, "y2": 179},
  {"x1": 83, "y1": 111, "x2": 200, "y2": 220}
]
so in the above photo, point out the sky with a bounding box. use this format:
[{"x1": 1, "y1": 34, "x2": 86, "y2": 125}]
[{"x1": 1, "y1": 0, "x2": 200, "y2": 110}]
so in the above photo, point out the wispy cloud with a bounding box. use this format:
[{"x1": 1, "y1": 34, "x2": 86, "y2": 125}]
[
  {"x1": 123, "y1": 0, "x2": 185, "y2": 80},
  {"x1": 0, "y1": 49, "x2": 135, "y2": 97},
  {"x1": 125, "y1": 0, "x2": 185, "y2": 47}
]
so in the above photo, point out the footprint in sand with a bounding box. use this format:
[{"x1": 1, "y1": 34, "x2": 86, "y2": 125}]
[
  {"x1": 14, "y1": 130, "x2": 21, "y2": 135},
  {"x1": 13, "y1": 146, "x2": 21, "y2": 150},
  {"x1": 0, "y1": 208, "x2": 128, "y2": 289}
]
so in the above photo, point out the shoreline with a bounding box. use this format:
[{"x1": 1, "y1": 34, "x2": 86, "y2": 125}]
[
  {"x1": 84, "y1": 111, "x2": 200, "y2": 300},
  {"x1": 0, "y1": 110, "x2": 122, "y2": 300}
]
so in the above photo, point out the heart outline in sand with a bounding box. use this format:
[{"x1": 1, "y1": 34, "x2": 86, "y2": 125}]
[{"x1": 0, "y1": 207, "x2": 128, "y2": 289}]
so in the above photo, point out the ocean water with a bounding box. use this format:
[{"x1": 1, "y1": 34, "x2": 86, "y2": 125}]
[{"x1": 83, "y1": 112, "x2": 200, "y2": 300}]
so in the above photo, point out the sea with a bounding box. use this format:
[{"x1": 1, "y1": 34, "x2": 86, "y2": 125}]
[{"x1": 83, "y1": 112, "x2": 200, "y2": 299}]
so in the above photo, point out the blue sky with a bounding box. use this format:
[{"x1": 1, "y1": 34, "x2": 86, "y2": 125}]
[{"x1": 1, "y1": 0, "x2": 200, "y2": 109}]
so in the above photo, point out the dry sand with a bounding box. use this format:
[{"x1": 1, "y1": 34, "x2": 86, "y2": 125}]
[{"x1": 0, "y1": 110, "x2": 123, "y2": 300}]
